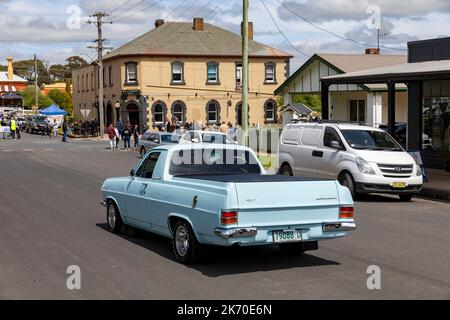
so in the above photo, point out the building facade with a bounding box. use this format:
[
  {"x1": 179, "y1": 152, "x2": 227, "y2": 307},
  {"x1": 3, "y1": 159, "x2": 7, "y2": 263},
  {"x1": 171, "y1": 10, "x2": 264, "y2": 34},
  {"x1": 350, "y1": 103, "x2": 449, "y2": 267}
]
[
  {"x1": 73, "y1": 18, "x2": 292, "y2": 131},
  {"x1": 0, "y1": 57, "x2": 27, "y2": 110},
  {"x1": 275, "y1": 52, "x2": 407, "y2": 127}
]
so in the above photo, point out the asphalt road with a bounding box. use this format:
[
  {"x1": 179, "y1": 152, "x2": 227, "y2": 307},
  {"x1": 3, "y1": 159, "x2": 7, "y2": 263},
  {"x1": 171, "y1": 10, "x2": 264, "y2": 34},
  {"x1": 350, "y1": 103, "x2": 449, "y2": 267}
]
[{"x1": 0, "y1": 133, "x2": 449, "y2": 299}]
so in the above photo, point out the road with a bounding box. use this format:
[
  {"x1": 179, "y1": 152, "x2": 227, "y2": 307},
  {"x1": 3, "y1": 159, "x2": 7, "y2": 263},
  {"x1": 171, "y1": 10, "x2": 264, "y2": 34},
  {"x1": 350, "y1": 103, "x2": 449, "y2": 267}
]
[{"x1": 0, "y1": 133, "x2": 449, "y2": 299}]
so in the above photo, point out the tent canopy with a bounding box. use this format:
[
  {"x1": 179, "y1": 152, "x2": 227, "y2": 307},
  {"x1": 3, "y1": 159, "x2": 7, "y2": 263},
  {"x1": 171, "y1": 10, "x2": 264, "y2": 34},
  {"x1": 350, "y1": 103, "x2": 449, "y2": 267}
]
[{"x1": 40, "y1": 104, "x2": 68, "y2": 116}]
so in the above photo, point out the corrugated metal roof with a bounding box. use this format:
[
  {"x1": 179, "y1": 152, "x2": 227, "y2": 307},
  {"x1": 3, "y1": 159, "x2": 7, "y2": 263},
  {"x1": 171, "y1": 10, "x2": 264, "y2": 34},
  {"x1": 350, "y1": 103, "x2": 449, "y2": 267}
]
[
  {"x1": 104, "y1": 22, "x2": 292, "y2": 60},
  {"x1": 0, "y1": 72, "x2": 27, "y2": 82},
  {"x1": 323, "y1": 59, "x2": 450, "y2": 80},
  {"x1": 317, "y1": 53, "x2": 406, "y2": 73}
]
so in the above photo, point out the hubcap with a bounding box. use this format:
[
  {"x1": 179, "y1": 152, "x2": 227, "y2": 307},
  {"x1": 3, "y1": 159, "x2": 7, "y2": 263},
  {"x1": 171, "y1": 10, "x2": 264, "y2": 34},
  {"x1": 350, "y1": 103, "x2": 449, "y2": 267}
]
[
  {"x1": 107, "y1": 204, "x2": 116, "y2": 229},
  {"x1": 175, "y1": 225, "x2": 189, "y2": 257}
]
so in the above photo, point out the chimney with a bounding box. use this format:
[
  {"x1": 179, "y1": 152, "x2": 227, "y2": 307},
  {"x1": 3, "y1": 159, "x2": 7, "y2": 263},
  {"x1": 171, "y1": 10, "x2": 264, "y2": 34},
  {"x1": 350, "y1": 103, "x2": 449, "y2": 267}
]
[
  {"x1": 7, "y1": 56, "x2": 14, "y2": 81},
  {"x1": 193, "y1": 17, "x2": 204, "y2": 31},
  {"x1": 241, "y1": 21, "x2": 253, "y2": 41},
  {"x1": 155, "y1": 19, "x2": 164, "y2": 28},
  {"x1": 365, "y1": 48, "x2": 380, "y2": 55}
]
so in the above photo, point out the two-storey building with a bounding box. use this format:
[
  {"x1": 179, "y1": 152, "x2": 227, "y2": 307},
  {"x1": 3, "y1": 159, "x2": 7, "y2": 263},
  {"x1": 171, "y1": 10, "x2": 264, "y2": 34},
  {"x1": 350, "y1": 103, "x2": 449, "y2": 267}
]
[{"x1": 72, "y1": 18, "x2": 292, "y2": 130}]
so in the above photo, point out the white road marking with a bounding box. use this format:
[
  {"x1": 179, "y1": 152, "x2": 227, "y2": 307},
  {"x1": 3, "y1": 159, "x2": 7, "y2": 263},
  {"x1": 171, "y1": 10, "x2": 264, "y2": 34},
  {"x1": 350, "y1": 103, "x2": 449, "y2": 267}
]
[
  {"x1": 23, "y1": 149, "x2": 35, "y2": 152},
  {"x1": 43, "y1": 149, "x2": 55, "y2": 151},
  {"x1": 2, "y1": 150, "x2": 13, "y2": 152}
]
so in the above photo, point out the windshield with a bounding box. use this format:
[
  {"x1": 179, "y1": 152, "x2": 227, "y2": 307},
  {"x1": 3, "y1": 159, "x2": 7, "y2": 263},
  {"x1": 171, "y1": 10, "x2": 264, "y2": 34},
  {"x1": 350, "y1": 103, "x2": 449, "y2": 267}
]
[
  {"x1": 35, "y1": 116, "x2": 47, "y2": 122},
  {"x1": 170, "y1": 148, "x2": 261, "y2": 176},
  {"x1": 201, "y1": 133, "x2": 234, "y2": 144},
  {"x1": 161, "y1": 134, "x2": 180, "y2": 143},
  {"x1": 341, "y1": 130, "x2": 403, "y2": 151}
]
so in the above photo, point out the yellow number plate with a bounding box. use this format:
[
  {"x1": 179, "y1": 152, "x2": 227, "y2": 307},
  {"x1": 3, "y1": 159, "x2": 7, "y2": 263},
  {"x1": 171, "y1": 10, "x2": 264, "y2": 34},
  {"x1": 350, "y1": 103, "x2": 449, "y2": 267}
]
[{"x1": 392, "y1": 182, "x2": 407, "y2": 189}]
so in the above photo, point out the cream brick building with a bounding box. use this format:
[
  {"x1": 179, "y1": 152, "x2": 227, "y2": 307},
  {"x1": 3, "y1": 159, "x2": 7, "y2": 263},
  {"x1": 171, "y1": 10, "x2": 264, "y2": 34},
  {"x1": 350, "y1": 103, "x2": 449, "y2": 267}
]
[{"x1": 72, "y1": 18, "x2": 292, "y2": 131}]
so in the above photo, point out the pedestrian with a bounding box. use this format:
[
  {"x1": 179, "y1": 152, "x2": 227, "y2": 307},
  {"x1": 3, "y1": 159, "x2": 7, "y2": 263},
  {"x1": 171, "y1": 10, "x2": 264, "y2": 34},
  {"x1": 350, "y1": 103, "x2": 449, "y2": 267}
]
[
  {"x1": 107, "y1": 124, "x2": 116, "y2": 150},
  {"x1": 228, "y1": 122, "x2": 236, "y2": 141},
  {"x1": 133, "y1": 124, "x2": 139, "y2": 150},
  {"x1": 114, "y1": 125, "x2": 120, "y2": 149},
  {"x1": 122, "y1": 124, "x2": 131, "y2": 150},
  {"x1": 220, "y1": 121, "x2": 227, "y2": 134},
  {"x1": 116, "y1": 120, "x2": 123, "y2": 139},
  {"x1": 10, "y1": 117, "x2": 16, "y2": 139},
  {"x1": 62, "y1": 117, "x2": 68, "y2": 142},
  {"x1": 52, "y1": 119, "x2": 59, "y2": 137}
]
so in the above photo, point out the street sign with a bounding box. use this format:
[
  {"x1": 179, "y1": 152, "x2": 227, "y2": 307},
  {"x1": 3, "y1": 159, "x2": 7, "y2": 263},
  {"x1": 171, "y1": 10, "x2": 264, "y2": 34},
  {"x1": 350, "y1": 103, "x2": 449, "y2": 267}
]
[{"x1": 80, "y1": 109, "x2": 91, "y2": 119}]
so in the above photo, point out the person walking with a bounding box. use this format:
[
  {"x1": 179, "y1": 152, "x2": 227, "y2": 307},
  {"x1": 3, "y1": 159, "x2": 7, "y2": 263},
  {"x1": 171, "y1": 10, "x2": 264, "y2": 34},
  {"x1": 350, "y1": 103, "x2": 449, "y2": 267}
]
[
  {"x1": 133, "y1": 124, "x2": 139, "y2": 150},
  {"x1": 107, "y1": 124, "x2": 116, "y2": 150},
  {"x1": 10, "y1": 117, "x2": 16, "y2": 139},
  {"x1": 116, "y1": 120, "x2": 124, "y2": 140},
  {"x1": 122, "y1": 124, "x2": 131, "y2": 150},
  {"x1": 62, "y1": 118, "x2": 68, "y2": 142},
  {"x1": 114, "y1": 125, "x2": 120, "y2": 149},
  {"x1": 52, "y1": 119, "x2": 59, "y2": 137}
]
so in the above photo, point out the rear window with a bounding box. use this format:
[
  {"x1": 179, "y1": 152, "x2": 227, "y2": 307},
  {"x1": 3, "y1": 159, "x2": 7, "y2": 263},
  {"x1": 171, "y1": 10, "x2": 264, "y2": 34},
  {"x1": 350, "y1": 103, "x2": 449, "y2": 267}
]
[
  {"x1": 170, "y1": 148, "x2": 261, "y2": 176},
  {"x1": 202, "y1": 133, "x2": 234, "y2": 144},
  {"x1": 161, "y1": 134, "x2": 180, "y2": 143},
  {"x1": 300, "y1": 128, "x2": 321, "y2": 146}
]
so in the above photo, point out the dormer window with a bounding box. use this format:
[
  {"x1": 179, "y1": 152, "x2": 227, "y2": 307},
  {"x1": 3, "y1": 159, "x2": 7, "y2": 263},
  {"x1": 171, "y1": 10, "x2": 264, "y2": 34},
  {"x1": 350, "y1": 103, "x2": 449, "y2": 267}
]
[
  {"x1": 125, "y1": 62, "x2": 138, "y2": 85},
  {"x1": 171, "y1": 61, "x2": 185, "y2": 85}
]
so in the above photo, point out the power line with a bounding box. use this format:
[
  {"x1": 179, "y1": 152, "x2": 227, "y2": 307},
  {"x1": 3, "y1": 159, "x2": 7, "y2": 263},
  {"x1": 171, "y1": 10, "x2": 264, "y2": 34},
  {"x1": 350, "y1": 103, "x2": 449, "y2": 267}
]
[
  {"x1": 113, "y1": 0, "x2": 165, "y2": 23},
  {"x1": 192, "y1": 0, "x2": 214, "y2": 18},
  {"x1": 108, "y1": 0, "x2": 146, "y2": 21},
  {"x1": 261, "y1": 0, "x2": 310, "y2": 58},
  {"x1": 274, "y1": 0, "x2": 407, "y2": 52},
  {"x1": 207, "y1": 1, "x2": 232, "y2": 20},
  {"x1": 164, "y1": 0, "x2": 189, "y2": 20},
  {"x1": 108, "y1": 0, "x2": 136, "y2": 15}
]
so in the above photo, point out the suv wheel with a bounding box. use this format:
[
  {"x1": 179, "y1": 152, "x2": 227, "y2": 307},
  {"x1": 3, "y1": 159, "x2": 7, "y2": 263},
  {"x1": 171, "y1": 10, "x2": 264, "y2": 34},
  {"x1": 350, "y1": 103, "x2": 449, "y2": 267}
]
[
  {"x1": 339, "y1": 172, "x2": 357, "y2": 200},
  {"x1": 279, "y1": 164, "x2": 293, "y2": 176}
]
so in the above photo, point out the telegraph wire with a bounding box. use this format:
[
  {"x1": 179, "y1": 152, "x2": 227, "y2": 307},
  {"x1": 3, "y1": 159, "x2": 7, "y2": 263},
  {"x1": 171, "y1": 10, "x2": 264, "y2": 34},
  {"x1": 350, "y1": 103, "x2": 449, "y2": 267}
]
[
  {"x1": 112, "y1": 0, "x2": 165, "y2": 23},
  {"x1": 164, "y1": 0, "x2": 189, "y2": 20},
  {"x1": 108, "y1": 0, "x2": 146, "y2": 21},
  {"x1": 108, "y1": 0, "x2": 136, "y2": 15}
]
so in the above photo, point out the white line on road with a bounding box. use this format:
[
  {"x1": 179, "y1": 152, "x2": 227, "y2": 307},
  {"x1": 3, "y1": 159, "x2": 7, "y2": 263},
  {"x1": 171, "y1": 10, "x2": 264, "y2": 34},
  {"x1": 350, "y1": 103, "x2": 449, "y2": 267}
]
[
  {"x1": 23, "y1": 149, "x2": 35, "y2": 152},
  {"x1": 2, "y1": 150, "x2": 13, "y2": 152}
]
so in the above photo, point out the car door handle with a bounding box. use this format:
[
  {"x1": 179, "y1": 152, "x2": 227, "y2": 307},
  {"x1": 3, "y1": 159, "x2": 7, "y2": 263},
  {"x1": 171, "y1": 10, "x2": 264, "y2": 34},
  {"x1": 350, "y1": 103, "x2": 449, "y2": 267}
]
[
  {"x1": 140, "y1": 183, "x2": 149, "y2": 194},
  {"x1": 312, "y1": 150, "x2": 323, "y2": 158}
]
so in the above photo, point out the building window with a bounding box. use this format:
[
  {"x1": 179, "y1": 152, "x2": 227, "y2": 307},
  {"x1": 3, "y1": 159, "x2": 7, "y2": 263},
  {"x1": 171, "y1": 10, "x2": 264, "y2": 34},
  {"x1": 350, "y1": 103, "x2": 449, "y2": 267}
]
[
  {"x1": 171, "y1": 100, "x2": 186, "y2": 123},
  {"x1": 264, "y1": 99, "x2": 277, "y2": 123},
  {"x1": 206, "y1": 100, "x2": 220, "y2": 124},
  {"x1": 206, "y1": 62, "x2": 219, "y2": 84},
  {"x1": 152, "y1": 101, "x2": 167, "y2": 126},
  {"x1": 109, "y1": 65, "x2": 113, "y2": 86},
  {"x1": 86, "y1": 74, "x2": 89, "y2": 91},
  {"x1": 125, "y1": 62, "x2": 138, "y2": 85},
  {"x1": 171, "y1": 61, "x2": 184, "y2": 84},
  {"x1": 349, "y1": 100, "x2": 365, "y2": 122},
  {"x1": 91, "y1": 72, "x2": 94, "y2": 89},
  {"x1": 103, "y1": 68, "x2": 106, "y2": 87},
  {"x1": 77, "y1": 76, "x2": 80, "y2": 92},
  {"x1": 81, "y1": 75, "x2": 85, "y2": 91},
  {"x1": 236, "y1": 63, "x2": 243, "y2": 90},
  {"x1": 264, "y1": 62, "x2": 276, "y2": 84}
]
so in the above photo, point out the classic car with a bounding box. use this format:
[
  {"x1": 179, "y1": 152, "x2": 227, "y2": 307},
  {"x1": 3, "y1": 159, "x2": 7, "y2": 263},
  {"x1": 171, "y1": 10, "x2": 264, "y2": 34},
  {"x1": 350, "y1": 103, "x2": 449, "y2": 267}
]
[
  {"x1": 179, "y1": 130, "x2": 236, "y2": 145},
  {"x1": 138, "y1": 131, "x2": 180, "y2": 157},
  {"x1": 100, "y1": 144, "x2": 356, "y2": 264}
]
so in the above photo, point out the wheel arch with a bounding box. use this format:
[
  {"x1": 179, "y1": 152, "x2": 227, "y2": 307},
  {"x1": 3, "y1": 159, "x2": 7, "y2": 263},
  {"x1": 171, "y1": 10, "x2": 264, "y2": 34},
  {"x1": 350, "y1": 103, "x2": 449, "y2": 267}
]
[
  {"x1": 167, "y1": 213, "x2": 197, "y2": 238},
  {"x1": 105, "y1": 196, "x2": 126, "y2": 221}
]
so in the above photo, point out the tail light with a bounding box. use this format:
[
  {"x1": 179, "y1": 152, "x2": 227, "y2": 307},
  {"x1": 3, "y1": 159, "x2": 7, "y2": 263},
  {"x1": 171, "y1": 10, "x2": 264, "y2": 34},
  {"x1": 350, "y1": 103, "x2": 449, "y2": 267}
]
[
  {"x1": 339, "y1": 206, "x2": 354, "y2": 219},
  {"x1": 221, "y1": 210, "x2": 238, "y2": 225}
]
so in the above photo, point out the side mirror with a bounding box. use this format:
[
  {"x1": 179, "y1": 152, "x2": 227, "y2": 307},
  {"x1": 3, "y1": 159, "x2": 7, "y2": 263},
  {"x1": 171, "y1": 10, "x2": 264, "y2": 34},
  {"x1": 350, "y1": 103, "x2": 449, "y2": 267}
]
[
  {"x1": 191, "y1": 138, "x2": 199, "y2": 143},
  {"x1": 130, "y1": 169, "x2": 136, "y2": 177},
  {"x1": 331, "y1": 140, "x2": 343, "y2": 150}
]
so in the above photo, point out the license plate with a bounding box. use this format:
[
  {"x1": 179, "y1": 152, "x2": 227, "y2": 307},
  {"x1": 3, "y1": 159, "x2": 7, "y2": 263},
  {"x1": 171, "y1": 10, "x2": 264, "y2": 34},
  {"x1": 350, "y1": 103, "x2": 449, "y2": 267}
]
[
  {"x1": 273, "y1": 230, "x2": 302, "y2": 243},
  {"x1": 392, "y1": 182, "x2": 407, "y2": 189}
]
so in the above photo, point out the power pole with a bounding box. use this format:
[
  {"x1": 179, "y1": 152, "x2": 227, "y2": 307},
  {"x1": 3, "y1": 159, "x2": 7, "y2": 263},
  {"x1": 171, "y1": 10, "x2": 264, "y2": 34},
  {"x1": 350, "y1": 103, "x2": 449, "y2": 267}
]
[
  {"x1": 34, "y1": 54, "x2": 38, "y2": 114},
  {"x1": 87, "y1": 12, "x2": 113, "y2": 137},
  {"x1": 242, "y1": 0, "x2": 249, "y2": 146}
]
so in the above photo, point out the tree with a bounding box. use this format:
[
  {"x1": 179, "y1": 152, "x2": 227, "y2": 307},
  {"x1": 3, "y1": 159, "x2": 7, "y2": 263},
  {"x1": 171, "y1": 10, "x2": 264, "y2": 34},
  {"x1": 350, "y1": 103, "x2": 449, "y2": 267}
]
[
  {"x1": 19, "y1": 85, "x2": 54, "y2": 109},
  {"x1": 64, "y1": 56, "x2": 88, "y2": 79},
  {"x1": 293, "y1": 94, "x2": 322, "y2": 113},
  {"x1": 0, "y1": 64, "x2": 6, "y2": 72},
  {"x1": 48, "y1": 89, "x2": 67, "y2": 107},
  {"x1": 64, "y1": 81, "x2": 73, "y2": 116},
  {"x1": 49, "y1": 64, "x2": 66, "y2": 82},
  {"x1": 13, "y1": 60, "x2": 52, "y2": 86}
]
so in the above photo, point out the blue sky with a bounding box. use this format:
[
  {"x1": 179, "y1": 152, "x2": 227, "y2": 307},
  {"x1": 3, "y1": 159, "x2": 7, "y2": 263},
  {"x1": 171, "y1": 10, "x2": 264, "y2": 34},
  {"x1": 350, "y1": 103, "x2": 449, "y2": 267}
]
[{"x1": 0, "y1": 0, "x2": 449, "y2": 71}]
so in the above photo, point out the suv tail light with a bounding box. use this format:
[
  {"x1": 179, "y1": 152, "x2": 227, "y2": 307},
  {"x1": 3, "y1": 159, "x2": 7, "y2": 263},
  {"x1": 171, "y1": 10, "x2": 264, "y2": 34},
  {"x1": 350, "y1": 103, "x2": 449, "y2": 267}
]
[
  {"x1": 221, "y1": 210, "x2": 238, "y2": 225},
  {"x1": 339, "y1": 206, "x2": 354, "y2": 219}
]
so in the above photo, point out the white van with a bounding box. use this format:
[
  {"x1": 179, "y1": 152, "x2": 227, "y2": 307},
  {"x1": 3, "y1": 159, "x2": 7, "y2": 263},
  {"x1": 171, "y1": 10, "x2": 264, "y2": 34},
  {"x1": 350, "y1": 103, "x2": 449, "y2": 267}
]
[{"x1": 278, "y1": 122, "x2": 423, "y2": 201}]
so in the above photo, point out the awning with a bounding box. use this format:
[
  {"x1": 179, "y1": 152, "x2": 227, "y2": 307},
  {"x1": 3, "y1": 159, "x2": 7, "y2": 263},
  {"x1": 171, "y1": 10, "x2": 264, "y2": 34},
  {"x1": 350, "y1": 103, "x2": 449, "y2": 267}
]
[
  {"x1": 0, "y1": 84, "x2": 17, "y2": 93},
  {"x1": 39, "y1": 104, "x2": 68, "y2": 116},
  {"x1": 0, "y1": 93, "x2": 22, "y2": 100}
]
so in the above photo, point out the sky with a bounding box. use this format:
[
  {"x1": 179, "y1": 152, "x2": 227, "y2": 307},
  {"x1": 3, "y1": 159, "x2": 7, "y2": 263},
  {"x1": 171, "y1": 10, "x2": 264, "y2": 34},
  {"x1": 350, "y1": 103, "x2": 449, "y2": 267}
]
[{"x1": 0, "y1": 0, "x2": 449, "y2": 71}]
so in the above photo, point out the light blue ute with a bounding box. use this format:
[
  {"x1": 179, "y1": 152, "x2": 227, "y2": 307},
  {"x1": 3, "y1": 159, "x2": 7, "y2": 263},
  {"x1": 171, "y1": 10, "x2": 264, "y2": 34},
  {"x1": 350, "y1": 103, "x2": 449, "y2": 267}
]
[{"x1": 101, "y1": 144, "x2": 356, "y2": 264}]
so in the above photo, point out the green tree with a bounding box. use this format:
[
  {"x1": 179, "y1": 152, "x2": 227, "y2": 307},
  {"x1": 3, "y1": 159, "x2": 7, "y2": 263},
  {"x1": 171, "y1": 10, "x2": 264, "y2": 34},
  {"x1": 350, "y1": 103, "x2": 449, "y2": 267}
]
[
  {"x1": 49, "y1": 64, "x2": 66, "y2": 82},
  {"x1": 13, "y1": 60, "x2": 52, "y2": 85},
  {"x1": 293, "y1": 94, "x2": 322, "y2": 113},
  {"x1": 48, "y1": 89, "x2": 67, "y2": 106},
  {"x1": 19, "y1": 85, "x2": 54, "y2": 109},
  {"x1": 64, "y1": 81, "x2": 73, "y2": 116},
  {"x1": 64, "y1": 56, "x2": 88, "y2": 79},
  {"x1": 0, "y1": 64, "x2": 6, "y2": 72}
]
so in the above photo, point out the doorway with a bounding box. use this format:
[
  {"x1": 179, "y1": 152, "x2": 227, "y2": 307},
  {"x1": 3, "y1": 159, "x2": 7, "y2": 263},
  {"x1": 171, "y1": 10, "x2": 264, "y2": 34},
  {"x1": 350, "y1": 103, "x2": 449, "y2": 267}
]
[{"x1": 127, "y1": 102, "x2": 140, "y2": 131}]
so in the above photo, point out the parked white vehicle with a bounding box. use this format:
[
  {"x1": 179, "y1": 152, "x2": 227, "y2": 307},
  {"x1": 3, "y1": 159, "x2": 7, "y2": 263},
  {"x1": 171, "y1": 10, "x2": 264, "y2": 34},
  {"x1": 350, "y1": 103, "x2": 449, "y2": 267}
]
[
  {"x1": 278, "y1": 122, "x2": 423, "y2": 201},
  {"x1": 179, "y1": 130, "x2": 236, "y2": 145}
]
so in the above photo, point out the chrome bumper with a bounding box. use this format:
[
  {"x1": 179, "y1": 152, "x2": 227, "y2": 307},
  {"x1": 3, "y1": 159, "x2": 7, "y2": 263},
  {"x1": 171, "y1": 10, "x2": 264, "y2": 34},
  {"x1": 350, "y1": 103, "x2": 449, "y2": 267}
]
[
  {"x1": 100, "y1": 200, "x2": 107, "y2": 207},
  {"x1": 323, "y1": 222, "x2": 357, "y2": 232},
  {"x1": 214, "y1": 227, "x2": 257, "y2": 239}
]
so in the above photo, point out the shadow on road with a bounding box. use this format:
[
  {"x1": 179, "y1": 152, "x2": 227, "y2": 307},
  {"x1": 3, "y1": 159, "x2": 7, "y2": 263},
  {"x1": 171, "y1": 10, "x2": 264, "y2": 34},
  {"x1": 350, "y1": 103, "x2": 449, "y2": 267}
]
[
  {"x1": 97, "y1": 223, "x2": 340, "y2": 278},
  {"x1": 355, "y1": 193, "x2": 413, "y2": 203}
]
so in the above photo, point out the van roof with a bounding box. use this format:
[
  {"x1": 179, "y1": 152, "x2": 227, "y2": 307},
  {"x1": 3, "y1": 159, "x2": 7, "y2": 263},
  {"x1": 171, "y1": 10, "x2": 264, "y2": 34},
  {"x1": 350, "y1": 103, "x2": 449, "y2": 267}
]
[{"x1": 286, "y1": 122, "x2": 385, "y2": 132}]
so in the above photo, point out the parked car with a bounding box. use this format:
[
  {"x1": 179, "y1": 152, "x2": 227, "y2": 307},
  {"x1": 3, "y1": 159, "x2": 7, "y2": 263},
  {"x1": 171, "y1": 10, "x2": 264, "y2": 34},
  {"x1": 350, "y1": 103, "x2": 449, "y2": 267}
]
[
  {"x1": 138, "y1": 132, "x2": 180, "y2": 157},
  {"x1": 16, "y1": 117, "x2": 27, "y2": 131},
  {"x1": 101, "y1": 144, "x2": 356, "y2": 264},
  {"x1": 379, "y1": 122, "x2": 433, "y2": 150},
  {"x1": 179, "y1": 130, "x2": 235, "y2": 145},
  {"x1": 278, "y1": 123, "x2": 423, "y2": 201},
  {"x1": 25, "y1": 115, "x2": 48, "y2": 134}
]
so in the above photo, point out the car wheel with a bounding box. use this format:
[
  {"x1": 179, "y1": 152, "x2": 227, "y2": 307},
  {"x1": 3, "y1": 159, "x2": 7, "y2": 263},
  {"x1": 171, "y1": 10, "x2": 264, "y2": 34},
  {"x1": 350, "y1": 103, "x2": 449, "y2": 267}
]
[
  {"x1": 399, "y1": 195, "x2": 413, "y2": 202},
  {"x1": 140, "y1": 147, "x2": 146, "y2": 158},
  {"x1": 279, "y1": 164, "x2": 293, "y2": 176},
  {"x1": 172, "y1": 220, "x2": 203, "y2": 264},
  {"x1": 279, "y1": 243, "x2": 306, "y2": 255},
  {"x1": 106, "y1": 201, "x2": 124, "y2": 234},
  {"x1": 339, "y1": 172, "x2": 357, "y2": 200}
]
